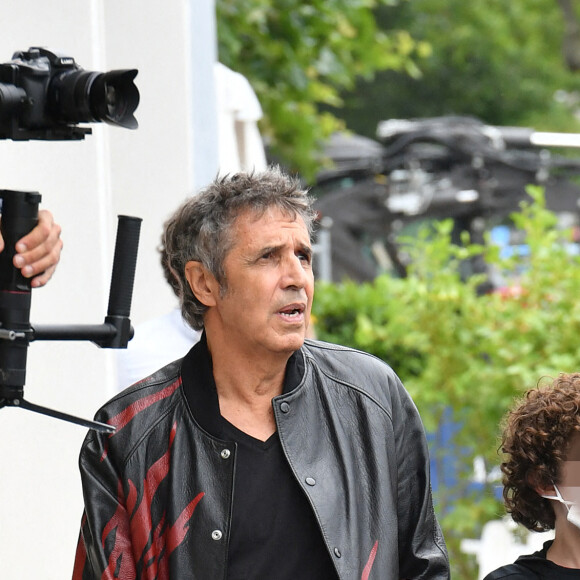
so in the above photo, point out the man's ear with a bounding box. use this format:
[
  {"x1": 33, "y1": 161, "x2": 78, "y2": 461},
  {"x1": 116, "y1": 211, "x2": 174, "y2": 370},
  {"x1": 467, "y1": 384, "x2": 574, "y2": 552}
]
[{"x1": 185, "y1": 261, "x2": 218, "y2": 307}]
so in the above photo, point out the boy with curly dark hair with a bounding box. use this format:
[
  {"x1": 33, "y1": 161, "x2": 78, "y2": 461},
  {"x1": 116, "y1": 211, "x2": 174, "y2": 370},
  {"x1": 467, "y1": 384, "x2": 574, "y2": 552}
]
[{"x1": 484, "y1": 372, "x2": 580, "y2": 579}]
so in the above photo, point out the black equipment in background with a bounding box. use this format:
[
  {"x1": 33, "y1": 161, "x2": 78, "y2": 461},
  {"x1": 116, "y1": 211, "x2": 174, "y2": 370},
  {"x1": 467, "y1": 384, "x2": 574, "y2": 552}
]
[{"x1": 313, "y1": 116, "x2": 580, "y2": 283}]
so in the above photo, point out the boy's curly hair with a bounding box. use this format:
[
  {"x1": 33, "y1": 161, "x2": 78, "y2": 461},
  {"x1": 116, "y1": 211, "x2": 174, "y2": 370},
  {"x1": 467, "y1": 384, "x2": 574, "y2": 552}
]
[{"x1": 500, "y1": 372, "x2": 580, "y2": 531}]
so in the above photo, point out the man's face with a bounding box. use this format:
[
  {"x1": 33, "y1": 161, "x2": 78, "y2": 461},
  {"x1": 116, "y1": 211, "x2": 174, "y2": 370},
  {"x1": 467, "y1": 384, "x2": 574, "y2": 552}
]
[{"x1": 209, "y1": 206, "x2": 314, "y2": 358}]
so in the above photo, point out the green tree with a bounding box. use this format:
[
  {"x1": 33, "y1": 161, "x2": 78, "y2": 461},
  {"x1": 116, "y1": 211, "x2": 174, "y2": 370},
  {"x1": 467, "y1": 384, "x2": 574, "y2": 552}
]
[
  {"x1": 312, "y1": 187, "x2": 580, "y2": 578},
  {"x1": 335, "y1": 0, "x2": 580, "y2": 139},
  {"x1": 216, "y1": 0, "x2": 430, "y2": 180}
]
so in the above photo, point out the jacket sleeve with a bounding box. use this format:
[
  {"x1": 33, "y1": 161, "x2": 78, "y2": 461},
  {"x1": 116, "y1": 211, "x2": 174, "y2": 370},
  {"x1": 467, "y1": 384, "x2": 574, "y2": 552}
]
[
  {"x1": 72, "y1": 430, "x2": 137, "y2": 580},
  {"x1": 391, "y1": 375, "x2": 450, "y2": 579}
]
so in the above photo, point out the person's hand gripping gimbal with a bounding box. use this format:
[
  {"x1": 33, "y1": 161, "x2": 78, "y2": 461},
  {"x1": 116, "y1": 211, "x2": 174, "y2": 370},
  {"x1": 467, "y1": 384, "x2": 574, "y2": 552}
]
[{"x1": 0, "y1": 209, "x2": 63, "y2": 287}]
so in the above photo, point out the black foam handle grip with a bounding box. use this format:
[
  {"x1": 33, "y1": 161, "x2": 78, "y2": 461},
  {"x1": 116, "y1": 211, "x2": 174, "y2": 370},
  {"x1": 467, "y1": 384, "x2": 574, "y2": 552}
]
[
  {"x1": 0, "y1": 190, "x2": 41, "y2": 293},
  {"x1": 107, "y1": 215, "x2": 142, "y2": 317}
]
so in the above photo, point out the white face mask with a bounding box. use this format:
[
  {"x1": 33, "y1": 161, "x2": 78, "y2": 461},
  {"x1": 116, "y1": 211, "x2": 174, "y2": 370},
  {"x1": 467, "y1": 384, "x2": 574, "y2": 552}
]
[{"x1": 542, "y1": 484, "x2": 580, "y2": 529}]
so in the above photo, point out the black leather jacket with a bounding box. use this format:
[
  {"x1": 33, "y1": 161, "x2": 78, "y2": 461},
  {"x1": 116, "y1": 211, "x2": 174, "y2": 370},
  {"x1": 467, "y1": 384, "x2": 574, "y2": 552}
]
[{"x1": 73, "y1": 338, "x2": 449, "y2": 579}]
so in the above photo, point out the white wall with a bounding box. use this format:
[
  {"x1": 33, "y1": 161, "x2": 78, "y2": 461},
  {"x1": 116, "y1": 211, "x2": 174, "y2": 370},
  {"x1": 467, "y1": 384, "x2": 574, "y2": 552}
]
[{"x1": 0, "y1": 1, "x2": 217, "y2": 577}]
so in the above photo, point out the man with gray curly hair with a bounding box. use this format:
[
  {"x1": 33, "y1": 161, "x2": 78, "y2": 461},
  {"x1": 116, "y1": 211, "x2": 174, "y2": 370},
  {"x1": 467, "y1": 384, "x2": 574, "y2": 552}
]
[
  {"x1": 161, "y1": 167, "x2": 317, "y2": 332},
  {"x1": 73, "y1": 166, "x2": 448, "y2": 580}
]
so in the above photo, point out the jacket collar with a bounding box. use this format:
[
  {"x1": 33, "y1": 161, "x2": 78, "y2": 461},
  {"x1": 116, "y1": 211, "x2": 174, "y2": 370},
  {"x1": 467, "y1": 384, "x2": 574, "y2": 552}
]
[{"x1": 180, "y1": 331, "x2": 305, "y2": 438}]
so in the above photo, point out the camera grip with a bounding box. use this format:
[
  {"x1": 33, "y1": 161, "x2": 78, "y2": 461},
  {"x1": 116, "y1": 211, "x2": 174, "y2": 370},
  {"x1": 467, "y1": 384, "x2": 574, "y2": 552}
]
[
  {"x1": 0, "y1": 190, "x2": 40, "y2": 391},
  {"x1": 107, "y1": 215, "x2": 142, "y2": 318},
  {"x1": 0, "y1": 190, "x2": 40, "y2": 292}
]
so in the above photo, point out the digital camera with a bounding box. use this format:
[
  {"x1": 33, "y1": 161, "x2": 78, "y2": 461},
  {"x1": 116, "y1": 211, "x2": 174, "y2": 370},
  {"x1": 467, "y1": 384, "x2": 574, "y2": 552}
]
[{"x1": 0, "y1": 47, "x2": 139, "y2": 140}]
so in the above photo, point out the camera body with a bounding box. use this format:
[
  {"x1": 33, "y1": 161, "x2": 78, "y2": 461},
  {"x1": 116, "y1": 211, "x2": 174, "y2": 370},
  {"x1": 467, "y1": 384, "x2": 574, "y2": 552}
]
[{"x1": 0, "y1": 47, "x2": 139, "y2": 140}]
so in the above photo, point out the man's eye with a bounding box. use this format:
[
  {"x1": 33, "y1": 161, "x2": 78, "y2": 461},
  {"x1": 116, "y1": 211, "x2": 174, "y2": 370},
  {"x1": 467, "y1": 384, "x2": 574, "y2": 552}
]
[{"x1": 299, "y1": 252, "x2": 312, "y2": 263}]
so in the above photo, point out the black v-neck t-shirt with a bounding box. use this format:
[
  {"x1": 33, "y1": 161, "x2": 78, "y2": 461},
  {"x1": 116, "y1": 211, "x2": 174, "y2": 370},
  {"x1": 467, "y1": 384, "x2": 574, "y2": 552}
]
[
  {"x1": 181, "y1": 335, "x2": 338, "y2": 580},
  {"x1": 221, "y1": 419, "x2": 337, "y2": 580}
]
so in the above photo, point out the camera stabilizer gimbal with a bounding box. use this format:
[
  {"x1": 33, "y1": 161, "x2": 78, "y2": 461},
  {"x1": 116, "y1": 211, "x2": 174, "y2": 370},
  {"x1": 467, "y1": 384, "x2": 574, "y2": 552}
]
[
  {"x1": 0, "y1": 46, "x2": 142, "y2": 432},
  {"x1": 0, "y1": 190, "x2": 141, "y2": 434}
]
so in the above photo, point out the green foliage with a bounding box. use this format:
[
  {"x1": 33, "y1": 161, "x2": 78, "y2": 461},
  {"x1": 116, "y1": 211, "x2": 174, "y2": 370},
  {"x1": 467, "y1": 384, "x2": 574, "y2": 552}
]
[
  {"x1": 216, "y1": 1, "x2": 580, "y2": 179},
  {"x1": 216, "y1": 0, "x2": 429, "y2": 180},
  {"x1": 337, "y1": 0, "x2": 580, "y2": 138},
  {"x1": 312, "y1": 187, "x2": 580, "y2": 577}
]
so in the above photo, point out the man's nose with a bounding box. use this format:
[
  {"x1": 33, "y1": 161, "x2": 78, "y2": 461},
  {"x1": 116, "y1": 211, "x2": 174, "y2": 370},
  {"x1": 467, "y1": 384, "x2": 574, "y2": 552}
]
[{"x1": 282, "y1": 254, "x2": 309, "y2": 288}]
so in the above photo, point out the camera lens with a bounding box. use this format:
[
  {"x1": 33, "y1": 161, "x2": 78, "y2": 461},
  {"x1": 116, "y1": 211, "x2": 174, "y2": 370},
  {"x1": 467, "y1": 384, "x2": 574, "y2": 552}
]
[
  {"x1": 48, "y1": 70, "x2": 96, "y2": 123},
  {"x1": 48, "y1": 68, "x2": 139, "y2": 129},
  {"x1": 91, "y1": 70, "x2": 139, "y2": 129}
]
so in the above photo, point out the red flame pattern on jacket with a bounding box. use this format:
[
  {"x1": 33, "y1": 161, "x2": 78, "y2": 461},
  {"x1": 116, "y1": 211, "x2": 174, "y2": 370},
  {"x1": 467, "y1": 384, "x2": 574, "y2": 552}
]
[
  {"x1": 101, "y1": 379, "x2": 182, "y2": 462},
  {"x1": 75, "y1": 410, "x2": 204, "y2": 580},
  {"x1": 361, "y1": 540, "x2": 378, "y2": 580}
]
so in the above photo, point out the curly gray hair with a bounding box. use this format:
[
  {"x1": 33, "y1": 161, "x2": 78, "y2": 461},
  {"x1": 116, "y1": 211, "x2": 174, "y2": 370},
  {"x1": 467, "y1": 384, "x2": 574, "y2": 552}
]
[{"x1": 160, "y1": 166, "x2": 317, "y2": 330}]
